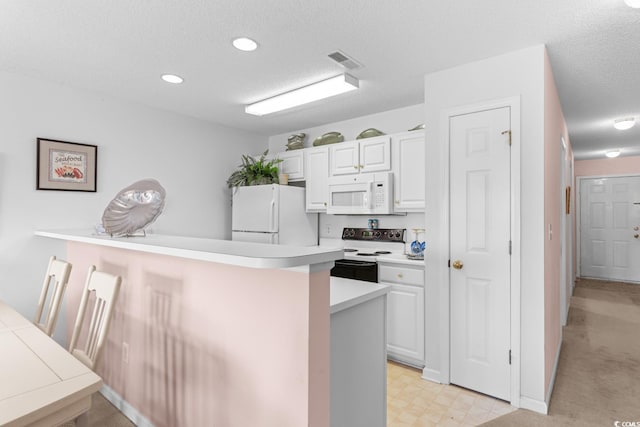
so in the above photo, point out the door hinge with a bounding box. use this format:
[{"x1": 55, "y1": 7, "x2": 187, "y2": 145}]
[
  {"x1": 509, "y1": 349, "x2": 512, "y2": 365},
  {"x1": 509, "y1": 240, "x2": 512, "y2": 255},
  {"x1": 501, "y1": 130, "x2": 512, "y2": 146}
]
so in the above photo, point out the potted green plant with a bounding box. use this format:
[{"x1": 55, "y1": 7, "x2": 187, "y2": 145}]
[{"x1": 226, "y1": 150, "x2": 282, "y2": 188}]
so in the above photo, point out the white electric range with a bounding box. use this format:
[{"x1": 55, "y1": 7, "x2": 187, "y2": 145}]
[{"x1": 325, "y1": 228, "x2": 409, "y2": 282}]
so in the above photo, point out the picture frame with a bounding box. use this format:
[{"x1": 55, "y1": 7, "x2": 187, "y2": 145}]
[{"x1": 37, "y1": 138, "x2": 97, "y2": 192}]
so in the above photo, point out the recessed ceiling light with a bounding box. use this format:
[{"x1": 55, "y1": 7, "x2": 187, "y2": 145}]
[
  {"x1": 613, "y1": 117, "x2": 635, "y2": 130},
  {"x1": 624, "y1": 0, "x2": 640, "y2": 8},
  {"x1": 232, "y1": 37, "x2": 258, "y2": 52},
  {"x1": 606, "y1": 150, "x2": 621, "y2": 158},
  {"x1": 161, "y1": 74, "x2": 184, "y2": 84}
]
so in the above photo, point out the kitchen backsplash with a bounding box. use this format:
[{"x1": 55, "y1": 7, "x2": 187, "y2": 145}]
[{"x1": 319, "y1": 212, "x2": 425, "y2": 253}]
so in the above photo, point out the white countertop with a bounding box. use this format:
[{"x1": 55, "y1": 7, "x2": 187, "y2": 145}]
[
  {"x1": 330, "y1": 277, "x2": 390, "y2": 314},
  {"x1": 35, "y1": 229, "x2": 343, "y2": 269}
]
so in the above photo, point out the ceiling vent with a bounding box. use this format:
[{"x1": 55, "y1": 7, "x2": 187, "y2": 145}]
[{"x1": 327, "y1": 50, "x2": 362, "y2": 70}]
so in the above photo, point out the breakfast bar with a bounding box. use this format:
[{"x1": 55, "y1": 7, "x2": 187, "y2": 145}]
[{"x1": 35, "y1": 230, "x2": 388, "y2": 427}]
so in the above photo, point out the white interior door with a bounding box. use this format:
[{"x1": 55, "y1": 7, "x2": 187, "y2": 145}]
[
  {"x1": 580, "y1": 176, "x2": 640, "y2": 282},
  {"x1": 449, "y1": 107, "x2": 511, "y2": 401}
]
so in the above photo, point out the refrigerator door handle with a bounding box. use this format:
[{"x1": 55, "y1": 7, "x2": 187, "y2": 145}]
[{"x1": 270, "y1": 199, "x2": 277, "y2": 232}]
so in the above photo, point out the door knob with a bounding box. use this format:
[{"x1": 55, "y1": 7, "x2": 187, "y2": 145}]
[
  {"x1": 634, "y1": 226, "x2": 639, "y2": 231},
  {"x1": 634, "y1": 234, "x2": 639, "y2": 239},
  {"x1": 452, "y1": 260, "x2": 464, "y2": 270}
]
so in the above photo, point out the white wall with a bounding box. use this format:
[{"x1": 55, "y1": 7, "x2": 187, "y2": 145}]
[
  {"x1": 268, "y1": 104, "x2": 424, "y2": 153},
  {"x1": 424, "y1": 45, "x2": 546, "y2": 405},
  {"x1": 0, "y1": 71, "x2": 266, "y2": 343}
]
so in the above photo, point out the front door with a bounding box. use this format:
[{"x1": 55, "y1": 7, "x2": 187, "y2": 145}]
[
  {"x1": 449, "y1": 107, "x2": 511, "y2": 401},
  {"x1": 580, "y1": 176, "x2": 640, "y2": 282}
]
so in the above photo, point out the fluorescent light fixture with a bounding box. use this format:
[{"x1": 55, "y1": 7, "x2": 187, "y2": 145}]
[
  {"x1": 161, "y1": 74, "x2": 184, "y2": 84},
  {"x1": 614, "y1": 117, "x2": 635, "y2": 130},
  {"x1": 245, "y1": 74, "x2": 359, "y2": 116},
  {"x1": 232, "y1": 37, "x2": 258, "y2": 51},
  {"x1": 624, "y1": 0, "x2": 640, "y2": 7},
  {"x1": 606, "y1": 150, "x2": 621, "y2": 158}
]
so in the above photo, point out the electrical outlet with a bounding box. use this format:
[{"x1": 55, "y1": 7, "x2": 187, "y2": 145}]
[
  {"x1": 326, "y1": 224, "x2": 332, "y2": 236},
  {"x1": 122, "y1": 342, "x2": 129, "y2": 364}
]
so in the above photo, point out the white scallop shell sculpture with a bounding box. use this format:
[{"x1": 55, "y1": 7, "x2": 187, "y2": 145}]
[{"x1": 102, "y1": 179, "x2": 166, "y2": 236}]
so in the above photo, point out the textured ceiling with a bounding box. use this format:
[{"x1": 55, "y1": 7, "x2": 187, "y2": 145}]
[{"x1": 1, "y1": 0, "x2": 639, "y2": 159}]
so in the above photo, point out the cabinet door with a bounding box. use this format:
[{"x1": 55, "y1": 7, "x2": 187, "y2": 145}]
[
  {"x1": 304, "y1": 146, "x2": 329, "y2": 211},
  {"x1": 359, "y1": 136, "x2": 391, "y2": 173},
  {"x1": 329, "y1": 141, "x2": 359, "y2": 176},
  {"x1": 386, "y1": 283, "x2": 425, "y2": 367},
  {"x1": 392, "y1": 131, "x2": 425, "y2": 212},
  {"x1": 277, "y1": 150, "x2": 304, "y2": 180}
]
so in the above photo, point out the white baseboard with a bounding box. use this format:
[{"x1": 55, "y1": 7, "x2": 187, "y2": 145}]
[
  {"x1": 545, "y1": 338, "x2": 562, "y2": 408},
  {"x1": 519, "y1": 396, "x2": 548, "y2": 414},
  {"x1": 100, "y1": 385, "x2": 154, "y2": 427},
  {"x1": 421, "y1": 367, "x2": 444, "y2": 384}
]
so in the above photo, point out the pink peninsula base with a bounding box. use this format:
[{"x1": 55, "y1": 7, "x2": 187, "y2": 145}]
[{"x1": 65, "y1": 241, "x2": 330, "y2": 427}]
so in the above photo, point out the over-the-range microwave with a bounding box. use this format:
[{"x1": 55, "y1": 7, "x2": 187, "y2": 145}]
[{"x1": 327, "y1": 172, "x2": 393, "y2": 215}]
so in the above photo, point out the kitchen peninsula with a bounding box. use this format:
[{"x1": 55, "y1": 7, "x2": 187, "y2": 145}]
[{"x1": 35, "y1": 230, "x2": 389, "y2": 427}]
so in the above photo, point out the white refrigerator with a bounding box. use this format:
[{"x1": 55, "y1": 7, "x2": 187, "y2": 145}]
[{"x1": 231, "y1": 184, "x2": 318, "y2": 245}]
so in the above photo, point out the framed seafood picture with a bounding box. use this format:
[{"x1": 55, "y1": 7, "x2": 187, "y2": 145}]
[{"x1": 36, "y1": 138, "x2": 97, "y2": 192}]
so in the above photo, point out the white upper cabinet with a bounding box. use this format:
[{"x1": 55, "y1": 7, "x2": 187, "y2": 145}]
[
  {"x1": 329, "y1": 136, "x2": 391, "y2": 176},
  {"x1": 329, "y1": 141, "x2": 359, "y2": 175},
  {"x1": 304, "y1": 146, "x2": 330, "y2": 212},
  {"x1": 277, "y1": 150, "x2": 304, "y2": 181},
  {"x1": 392, "y1": 131, "x2": 425, "y2": 212}
]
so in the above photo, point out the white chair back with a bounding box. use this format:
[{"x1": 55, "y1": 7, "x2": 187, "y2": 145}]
[
  {"x1": 69, "y1": 265, "x2": 121, "y2": 371},
  {"x1": 34, "y1": 256, "x2": 72, "y2": 336}
]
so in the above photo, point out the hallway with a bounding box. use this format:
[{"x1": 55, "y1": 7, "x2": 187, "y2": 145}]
[{"x1": 483, "y1": 278, "x2": 640, "y2": 426}]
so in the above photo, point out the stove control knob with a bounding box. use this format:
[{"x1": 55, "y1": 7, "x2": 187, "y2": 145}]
[
  {"x1": 395, "y1": 232, "x2": 401, "y2": 238},
  {"x1": 374, "y1": 231, "x2": 381, "y2": 238}
]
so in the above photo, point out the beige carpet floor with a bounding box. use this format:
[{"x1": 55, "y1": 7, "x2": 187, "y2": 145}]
[{"x1": 482, "y1": 278, "x2": 640, "y2": 427}]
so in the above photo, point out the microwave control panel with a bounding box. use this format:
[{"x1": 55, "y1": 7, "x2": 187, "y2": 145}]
[
  {"x1": 341, "y1": 228, "x2": 405, "y2": 242},
  {"x1": 374, "y1": 183, "x2": 385, "y2": 207}
]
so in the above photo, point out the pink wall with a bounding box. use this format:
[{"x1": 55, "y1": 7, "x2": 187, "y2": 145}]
[
  {"x1": 575, "y1": 156, "x2": 640, "y2": 177},
  {"x1": 543, "y1": 50, "x2": 573, "y2": 397},
  {"x1": 66, "y1": 242, "x2": 330, "y2": 427}
]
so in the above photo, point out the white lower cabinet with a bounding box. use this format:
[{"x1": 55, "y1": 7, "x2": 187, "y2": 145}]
[{"x1": 379, "y1": 262, "x2": 425, "y2": 368}]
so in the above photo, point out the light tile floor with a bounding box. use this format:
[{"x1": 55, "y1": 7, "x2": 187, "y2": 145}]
[{"x1": 387, "y1": 361, "x2": 516, "y2": 427}]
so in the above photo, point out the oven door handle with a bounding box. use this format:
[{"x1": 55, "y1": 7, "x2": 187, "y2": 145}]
[{"x1": 334, "y1": 260, "x2": 377, "y2": 268}]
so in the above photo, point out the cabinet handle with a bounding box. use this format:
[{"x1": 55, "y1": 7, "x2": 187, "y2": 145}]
[
  {"x1": 353, "y1": 165, "x2": 358, "y2": 169},
  {"x1": 395, "y1": 200, "x2": 399, "y2": 204},
  {"x1": 359, "y1": 164, "x2": 364, "y2": 169},
  {"x1": 397, "y1": 273, "x2": 403, "y2": 278},
  {"x1": 323, "y1": 202, "x2": 327, "y2": 207}
]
